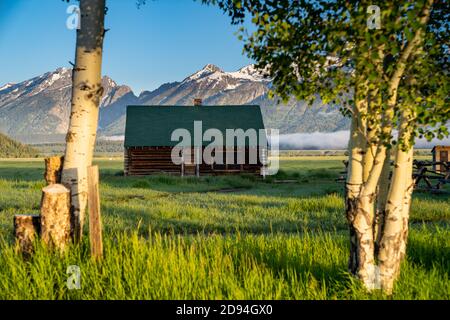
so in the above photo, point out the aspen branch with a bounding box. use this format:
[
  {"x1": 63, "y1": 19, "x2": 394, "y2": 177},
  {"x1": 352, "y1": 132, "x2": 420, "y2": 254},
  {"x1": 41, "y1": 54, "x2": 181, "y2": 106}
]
[{"x1": 387, "y1": 0, "x2": 434, "y2": 95}]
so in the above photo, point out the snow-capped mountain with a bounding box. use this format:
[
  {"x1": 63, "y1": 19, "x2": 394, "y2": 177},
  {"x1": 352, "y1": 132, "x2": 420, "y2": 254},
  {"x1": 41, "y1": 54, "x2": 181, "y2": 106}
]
[
  {"x1": 0, "y1": 68, "x2": 137, "y2": 143},
  {"x1": 183, "y1": 63, "x2": 269, "y2": 84},
  {"x1": 0, "y1": 64, "x2": 348, "y2": 143},
  {"x1": 0, "y1": 68, "x2": 73, "y2": 142},
  {"x1": 137, "y1": 64, "x2": 270, "y2": 106}
]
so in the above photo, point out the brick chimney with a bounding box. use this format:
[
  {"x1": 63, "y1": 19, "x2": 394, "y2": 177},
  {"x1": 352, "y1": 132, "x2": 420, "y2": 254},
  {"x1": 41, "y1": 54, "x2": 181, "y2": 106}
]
[{"x1": 194, "y1": 98, "x2": 202, "y2": 106}]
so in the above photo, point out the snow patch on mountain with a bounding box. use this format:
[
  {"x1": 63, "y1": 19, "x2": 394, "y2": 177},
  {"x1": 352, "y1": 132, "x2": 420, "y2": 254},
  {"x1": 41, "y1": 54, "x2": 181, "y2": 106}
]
[
  {"x1": 0, "y1": 83, "x2": 15, "y2": 91},
  {"x1": 184, "y1": 64, "x2": 223, "y2": 82},
  {"x1": 229, "y1": 64, "x2": 270, "y2": 82},
  {"x1": 104, "y1": 76, "x2": 117, "y2": 88},
  {"x1": 183, "y1": 63, "x2": 270, "y2": 85}
]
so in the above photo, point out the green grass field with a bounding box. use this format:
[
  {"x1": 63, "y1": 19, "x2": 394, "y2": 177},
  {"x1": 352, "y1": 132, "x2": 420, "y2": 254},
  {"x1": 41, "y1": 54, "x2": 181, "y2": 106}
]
[{"x1": 0, "y1": 157, "x2": 448, "y2": 299}]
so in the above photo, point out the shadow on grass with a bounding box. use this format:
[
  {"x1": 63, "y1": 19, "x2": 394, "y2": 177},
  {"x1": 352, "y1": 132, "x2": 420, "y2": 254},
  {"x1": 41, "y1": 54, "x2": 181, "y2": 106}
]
[
  {"x1": 100, "y1": 172, "x2": 345, "y2": 200},
  {"x1": 406, "y1": 229, "x2": 450, "y2": 275},
  {"x1": 101, "y1": 201, "x2": 348, "y2": 237},
  {"x1": 226, "y1": 234, "x2": 354, "y2": 298},
  {"x1": 0, "y1": 167, "x2": 44, "y2": 181}
]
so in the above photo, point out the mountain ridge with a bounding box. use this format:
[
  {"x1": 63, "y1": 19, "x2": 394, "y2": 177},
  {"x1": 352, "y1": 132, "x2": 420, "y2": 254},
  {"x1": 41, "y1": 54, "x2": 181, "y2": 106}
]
[{"x1": 0, "y1": 64, "x2": 349, "y2": 144}]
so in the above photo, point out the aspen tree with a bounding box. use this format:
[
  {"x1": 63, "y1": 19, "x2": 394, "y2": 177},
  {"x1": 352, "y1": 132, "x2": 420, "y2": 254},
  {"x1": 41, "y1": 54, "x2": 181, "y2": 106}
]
[
  {"x1": 62, "y1": 0, "x2": 106, "y2": 241},
  {"x1": 205, "y1": 0, "x2": 449, "y2": 293}
]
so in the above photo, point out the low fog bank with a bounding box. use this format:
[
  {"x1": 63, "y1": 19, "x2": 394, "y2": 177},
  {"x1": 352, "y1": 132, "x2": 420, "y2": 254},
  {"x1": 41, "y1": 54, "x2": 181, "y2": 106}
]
[
  {"x1": 99, "y1": 131, "x2": 449, "y2": 150},
  {"x1": 276, "y1": 131, "x2": 450, "y2": 150}
]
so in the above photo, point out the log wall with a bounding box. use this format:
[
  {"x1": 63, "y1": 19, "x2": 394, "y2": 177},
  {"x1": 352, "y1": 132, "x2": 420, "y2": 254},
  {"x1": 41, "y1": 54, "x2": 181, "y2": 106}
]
[{"x1": 124, "y1": 146, "x2": 263, "y2": 176}]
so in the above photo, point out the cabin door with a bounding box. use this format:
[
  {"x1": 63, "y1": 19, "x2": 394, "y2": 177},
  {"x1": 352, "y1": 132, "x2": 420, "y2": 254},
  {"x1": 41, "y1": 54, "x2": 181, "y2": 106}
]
[{"x1": 181, "y1": 147, "x2": 200, "y2": 176}]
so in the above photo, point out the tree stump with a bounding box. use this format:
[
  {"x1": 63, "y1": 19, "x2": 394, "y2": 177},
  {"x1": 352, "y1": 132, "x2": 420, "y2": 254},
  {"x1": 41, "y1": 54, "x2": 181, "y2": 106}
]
[
  {"x1": 40, "y1": 184, "x2": 72, "y2": 251},
  {"x1": 13, "y1": 214, "x2": 41, "y2": 257},
  {"x1": 44, "y1": 156, "x2": 64, "y2": 185}
]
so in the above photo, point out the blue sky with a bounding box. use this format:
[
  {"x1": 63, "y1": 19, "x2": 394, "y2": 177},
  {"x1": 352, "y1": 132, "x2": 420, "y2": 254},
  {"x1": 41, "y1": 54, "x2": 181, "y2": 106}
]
[{"x1": 0, "y1": 0, "x2": 253, "y2": 94}]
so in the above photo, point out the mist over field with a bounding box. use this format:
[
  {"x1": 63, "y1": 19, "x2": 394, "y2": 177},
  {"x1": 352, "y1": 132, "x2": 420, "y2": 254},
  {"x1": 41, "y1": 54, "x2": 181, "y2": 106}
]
[
  {"x1": 278, "y1": 131, "x2": 350, "y2": 150},
  {"x1": 277, "y1": 130, "x2": 450, "y2": 150},
  {"x1": 100, "y1": 130, "x2": 449, "y2": 151}
]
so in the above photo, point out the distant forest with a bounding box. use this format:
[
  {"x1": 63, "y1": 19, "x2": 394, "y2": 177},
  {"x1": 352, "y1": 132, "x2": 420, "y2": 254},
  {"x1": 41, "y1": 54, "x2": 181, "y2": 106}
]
[
  {"x1": 34, "y1": 140, "x2": 124, "y2": 157},
  {"x1": 0, "y1": 133, "x2": 39, "y2": 158}
]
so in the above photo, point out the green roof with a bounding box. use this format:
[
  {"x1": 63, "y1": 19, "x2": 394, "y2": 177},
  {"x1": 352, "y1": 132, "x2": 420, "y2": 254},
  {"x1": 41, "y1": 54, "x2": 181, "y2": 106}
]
[{"x1": 124, "y1": 105, "x2": 266, "y2": 147}]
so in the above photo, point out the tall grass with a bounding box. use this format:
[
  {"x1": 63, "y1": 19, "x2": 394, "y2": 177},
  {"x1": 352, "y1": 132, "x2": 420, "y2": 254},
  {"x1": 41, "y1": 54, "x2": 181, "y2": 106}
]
[
  {"x1": 0, "y1": 158, "x2": 448, "y2": 299},
  {"x1": 0, "y1": 226, "x2": 448, "y2": 300}
]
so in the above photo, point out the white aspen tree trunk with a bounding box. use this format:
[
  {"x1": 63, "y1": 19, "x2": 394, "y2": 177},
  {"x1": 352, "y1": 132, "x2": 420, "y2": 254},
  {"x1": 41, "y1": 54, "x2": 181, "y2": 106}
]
[
  {"x1": 361, "y1": 125, "x2": 377, "y2": 235},
  {"x1": 375, "y1": 152, "x2": 391, "y2": 253},
  {"x1": 362, "y1": 141, "x2": 376, "y2": 182},
  {"x1": 346, "y1": 102, "x2": 366, "y2": 275},
  {"x1": 366, "y1": 81, "x2": 400, "y2": 292},
  {"x1": 358, "y1": 93, "x2": 380, "y2": 278},
  {"x1": 343, "y1": 0, "x2": 432, "y2": 293},
  {"x1": 61, "y1": 0, "x2": 106, "y2": 242},
  {"x1": 369, "y1": 50, "x2": 387, "y2": 256},
  {"x1": 356, "y1": 142, "x2": 390, "y2": 288},
  {"x1": 362, "y1": 90, "x2": 378, "y2": 183},
  {"x1": 378, "y1": 145, "x2": 413, "y2": 293},
  {"x1": 376, "y1": 1, "x2": 432, "y2": 293},
  {"x1": 378, "y1": 110, "x2": 414, "y2": 294},
  {"x1": 347, "y1": 81, "x2": 386, "y2": 288},
  {"x1": 397, "y1": 147, "x2": 414, "y2": 269}
]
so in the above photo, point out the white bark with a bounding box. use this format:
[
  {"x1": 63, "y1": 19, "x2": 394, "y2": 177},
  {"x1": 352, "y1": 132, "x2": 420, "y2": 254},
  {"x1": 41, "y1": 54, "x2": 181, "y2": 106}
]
[
  {"x1": 346, "y1": 101, "x2": 367, "y2": 276},
  {"x1": 375, "y1": 152, "x2": 391, "y2": 253},
  {"x1": 356, "y1": 144, "x2": 389, "y2": 288},
  {"x1": 378, "y1": 142, "x2": 413, "y2": 293},
  {"x1": 62, "y1": 0, "x2": 106, "y2": 241},
  {"x1": 398, "y1": 149, "x2": 414, "y2": 265},
  {"x1": 344, "y1": 0, "x2": 433, "y2": 294},
  {"x1": 376, "y1": 0, "x2": 433, "y2": 293}
]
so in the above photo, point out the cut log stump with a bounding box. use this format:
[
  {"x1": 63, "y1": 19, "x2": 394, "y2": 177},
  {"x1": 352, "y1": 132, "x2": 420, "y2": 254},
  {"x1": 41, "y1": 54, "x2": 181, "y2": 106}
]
[
  {"x1": 13, "y1": 214, "x2": 41, "y2": 257},
  {"x1": 44, "y1": 156, "x2": 64, "y2": 185},
  {"x1": 40, "y1": 184, "x2": 71, "y2": 252}
]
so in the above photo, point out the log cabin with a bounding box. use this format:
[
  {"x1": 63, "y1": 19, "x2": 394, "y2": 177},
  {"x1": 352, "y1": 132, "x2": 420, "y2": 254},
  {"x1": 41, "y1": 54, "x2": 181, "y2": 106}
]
[{"x1": 124, "y1": 105, "x2": 267, "y2": 176}]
